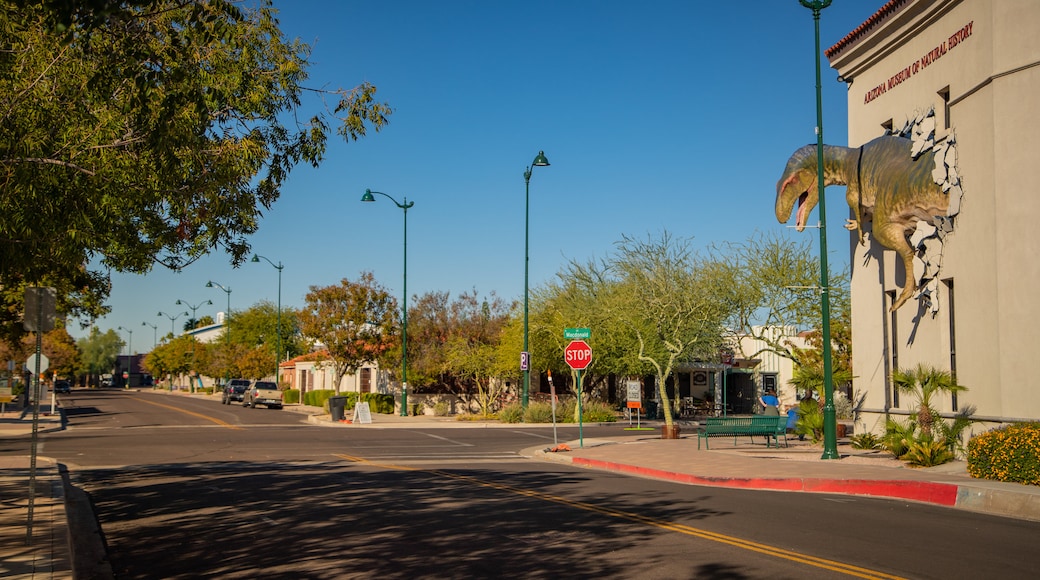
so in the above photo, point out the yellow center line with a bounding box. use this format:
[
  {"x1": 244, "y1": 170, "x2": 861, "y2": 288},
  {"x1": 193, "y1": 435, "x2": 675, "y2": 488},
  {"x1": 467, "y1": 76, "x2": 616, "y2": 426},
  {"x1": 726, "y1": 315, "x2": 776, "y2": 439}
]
[
  {"x1": 333, "y1": 453, "x2": 906, "y2": 580},
  {"x1": 137, "y1": 397, "x2": 241, "y2": 430}
]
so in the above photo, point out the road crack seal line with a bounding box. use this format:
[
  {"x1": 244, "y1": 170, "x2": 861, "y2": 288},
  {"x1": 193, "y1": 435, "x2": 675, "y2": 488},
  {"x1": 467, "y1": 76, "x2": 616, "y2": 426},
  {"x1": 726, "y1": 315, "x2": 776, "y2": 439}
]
[
  {"x1": 332, "y1": 454, "x2": 904, "y2": 579},
  {"x1": 135, "y1": 397, "x2": 242, "y2": 430}
]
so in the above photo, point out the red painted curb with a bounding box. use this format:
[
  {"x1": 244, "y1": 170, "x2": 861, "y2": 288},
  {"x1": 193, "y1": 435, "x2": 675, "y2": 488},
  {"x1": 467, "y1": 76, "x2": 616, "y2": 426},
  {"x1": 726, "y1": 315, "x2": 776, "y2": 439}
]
[{"x1": 572, "y1": 457, "x2": 960, "y2": 506}]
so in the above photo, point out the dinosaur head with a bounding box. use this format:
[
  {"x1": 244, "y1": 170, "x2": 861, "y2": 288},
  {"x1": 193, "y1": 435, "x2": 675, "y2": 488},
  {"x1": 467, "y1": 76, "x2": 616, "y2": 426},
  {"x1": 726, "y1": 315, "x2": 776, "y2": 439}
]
[{"x1": 775, "y1": 145, "x2": 819, "y2": 231}]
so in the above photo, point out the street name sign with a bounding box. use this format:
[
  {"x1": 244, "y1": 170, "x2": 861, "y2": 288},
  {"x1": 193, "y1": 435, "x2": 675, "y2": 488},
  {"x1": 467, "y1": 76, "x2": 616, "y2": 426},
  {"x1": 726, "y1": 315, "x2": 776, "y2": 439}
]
[{"x1": 563, "y1": 328, "x2": 590, "y2": 339}]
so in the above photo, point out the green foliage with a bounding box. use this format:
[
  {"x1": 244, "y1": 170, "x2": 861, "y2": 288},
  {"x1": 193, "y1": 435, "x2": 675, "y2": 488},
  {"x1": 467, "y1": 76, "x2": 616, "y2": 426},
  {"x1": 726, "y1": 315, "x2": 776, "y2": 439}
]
[
  {"x1": 891, "y1": 364, "x2": 967, "y2": 438},
  {"x1": 298, "y1": 273, "x2": 398, "y2": 390},
  {"x1": 498, "y1": 402, "x2": 525, "y2": 424},
  {"x1": 849, "y1": 432, "x2": 883, "y2": 450},
  {"x1": 359, "y1": 393, "x2": 395, "y2": 415},
  {"x1": 524, "y1": 402, "x2": 558, "y2": 424},
  {"x1": 882, "y1": 418, "x2": 917, "y2": 459},
  {"x1": 433, "y1": 401, "x2": 451, "y2": 417},
  {"x1": 581, "y1": 400, "x2": 619, "y2": 423},
  {"x1": 283, "y1": 389, "x2": 300, "y2": 404},
  {"x1": 76, "y1": 327, "x2": 123, "y2": 380},
  {"x1": 0, "y1": 0, "x2": 391, "y2": 322},
  {"x1": 903, "y1": 438, "x2": 955, "y2": 468},
  {"x1": 967, "y1": 423, "x2": 1040, "y2": 486},
  {"x1": 304, "y1": 389, "x2": 336, "y2": 408},
  {"x1": 795, "y1": 399, "x2": 824, "y2": 444}
]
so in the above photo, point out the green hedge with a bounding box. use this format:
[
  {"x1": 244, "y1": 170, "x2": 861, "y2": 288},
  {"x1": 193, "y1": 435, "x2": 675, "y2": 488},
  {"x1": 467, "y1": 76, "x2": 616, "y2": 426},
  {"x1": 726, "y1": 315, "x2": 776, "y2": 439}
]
[
  {"x1": 283, "y1": 389, "x2": 300, "y2": 404},
  {"x1": 967, "y1": 422, "x2": 1040, "y2": 486},
  {"x1": 301, "y1": 390, "x2": 395, "y2": 415}
]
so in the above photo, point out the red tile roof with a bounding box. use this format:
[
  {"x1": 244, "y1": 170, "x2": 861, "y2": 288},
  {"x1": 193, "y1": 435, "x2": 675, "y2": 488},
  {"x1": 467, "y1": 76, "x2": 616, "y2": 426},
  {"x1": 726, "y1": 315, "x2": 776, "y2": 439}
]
[{"x1": 825, "y1": 0, "x2": 910, "y2": 60}]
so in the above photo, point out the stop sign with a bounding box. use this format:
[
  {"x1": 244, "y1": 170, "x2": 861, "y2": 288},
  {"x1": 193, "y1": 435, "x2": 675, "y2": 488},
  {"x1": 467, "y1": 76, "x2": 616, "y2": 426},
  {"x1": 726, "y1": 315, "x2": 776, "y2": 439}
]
[{"x1": 564, "y1": 340, "x2": 592, "y2": 370}]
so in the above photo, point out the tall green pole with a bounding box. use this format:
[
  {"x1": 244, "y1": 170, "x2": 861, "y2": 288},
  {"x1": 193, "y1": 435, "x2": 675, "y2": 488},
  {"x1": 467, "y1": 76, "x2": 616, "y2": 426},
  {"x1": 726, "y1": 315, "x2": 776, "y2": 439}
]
[
  {"x1": 801, "y1": 0, "x2": 839, "y2": 459},
  {"x1": 253, "y1": 255, "x2": 284, "y2": 386},
  {"x1": 361, "y1": 190, "x2": 413, "y2": 416},
  {"x1": 522, "y1": 151, "x2": 550, "y2": 409}
]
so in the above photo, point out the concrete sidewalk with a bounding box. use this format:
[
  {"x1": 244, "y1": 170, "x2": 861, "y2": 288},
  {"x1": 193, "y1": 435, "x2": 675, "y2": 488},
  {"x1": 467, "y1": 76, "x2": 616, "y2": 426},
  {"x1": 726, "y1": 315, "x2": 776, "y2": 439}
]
[{"x1": 4, "y1": 390, "x2": 1040, "y2": 580}]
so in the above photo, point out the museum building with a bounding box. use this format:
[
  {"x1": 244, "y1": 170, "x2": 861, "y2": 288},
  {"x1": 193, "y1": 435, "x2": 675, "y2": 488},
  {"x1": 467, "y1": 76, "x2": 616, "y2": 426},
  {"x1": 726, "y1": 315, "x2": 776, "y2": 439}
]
[{"x1": 825, "y1": 0, "x2": 1040, "y2": 433}]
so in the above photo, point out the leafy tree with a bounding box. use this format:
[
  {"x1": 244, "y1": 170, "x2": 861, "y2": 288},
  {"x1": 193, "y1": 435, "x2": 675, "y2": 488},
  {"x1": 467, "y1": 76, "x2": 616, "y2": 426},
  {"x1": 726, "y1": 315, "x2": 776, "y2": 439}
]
[
  {"x1": 0, "y1": 0, "x2": 392, "y2": 327},
  {"x1": 607, "y1": 233, "x2": 728, "y2": 428},
  {"x1": 224, "y1": 301, "x2": 305, "y2": 365},
  {"x1": 708, "y1": 231, "x2": 842, "y2": 364},
  {"x1": 142, "y1": 334, "x2": 196, "y2": 388},
  {"x1": 196, "y1": 315, "x2": 215, "y2": 328},
  {"x1": 76, "y1": 327, "x2": 123, "y2": 385},
  {"x1": 298, "y1": 273, "x2": 397, "y2": 392},
  {"x1": 439, "y1": 292, "x2": 513, "y2": 415}
]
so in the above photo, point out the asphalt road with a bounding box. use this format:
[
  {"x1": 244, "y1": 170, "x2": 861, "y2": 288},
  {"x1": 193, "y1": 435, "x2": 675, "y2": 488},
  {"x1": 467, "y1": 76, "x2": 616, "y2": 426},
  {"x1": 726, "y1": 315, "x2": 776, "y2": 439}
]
[{"x1": 13, "y1": 390, "x2": 1040, "y2": 579}]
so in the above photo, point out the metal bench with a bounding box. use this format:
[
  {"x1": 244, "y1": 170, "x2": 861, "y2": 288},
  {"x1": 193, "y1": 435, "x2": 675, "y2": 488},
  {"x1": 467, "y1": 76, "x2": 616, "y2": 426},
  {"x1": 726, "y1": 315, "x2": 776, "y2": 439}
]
[{"x1": 697, "y1": 415, "x2": 788, "y2": 449}]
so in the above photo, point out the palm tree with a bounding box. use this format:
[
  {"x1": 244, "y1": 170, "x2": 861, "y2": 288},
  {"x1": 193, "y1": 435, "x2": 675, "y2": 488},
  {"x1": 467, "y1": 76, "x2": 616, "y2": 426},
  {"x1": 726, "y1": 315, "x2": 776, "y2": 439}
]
[{"x1": 891, "y1": 364, "x2": 967, "y2": 438}]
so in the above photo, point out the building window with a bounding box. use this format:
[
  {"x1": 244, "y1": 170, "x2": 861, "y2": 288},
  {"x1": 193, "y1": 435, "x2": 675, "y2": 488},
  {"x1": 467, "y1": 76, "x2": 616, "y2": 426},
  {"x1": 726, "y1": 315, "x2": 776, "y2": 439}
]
[
  {"x1": 938, "y1": 86, "x2": 951, "y2": 130},
  {"x1": 945, "y1": 278, "x2": 958, "y2": 411}
]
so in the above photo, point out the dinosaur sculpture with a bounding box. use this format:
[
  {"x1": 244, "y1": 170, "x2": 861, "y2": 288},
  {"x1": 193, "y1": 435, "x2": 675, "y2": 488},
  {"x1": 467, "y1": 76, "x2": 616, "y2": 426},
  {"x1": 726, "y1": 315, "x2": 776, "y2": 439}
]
[{"x1": 776, "y1": 134, "x2": 956, "y2": 311}]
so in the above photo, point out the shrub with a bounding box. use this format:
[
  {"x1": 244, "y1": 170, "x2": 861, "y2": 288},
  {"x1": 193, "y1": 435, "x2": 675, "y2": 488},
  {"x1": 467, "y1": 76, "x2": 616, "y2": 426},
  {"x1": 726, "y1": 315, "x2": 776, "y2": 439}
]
[
  {"x1": 795, "y1": 399, "x2": 824, "y2": 443},
  {"x1": 582, "y1": 400, "x2": 618, "y2": 423},
  {"x1": 433, "y1": 400, "x2": 451, "y2": 417},
  {"x1": 498, "y1": 402, "x2": 524, "y2": 423},
  {"x1": 903, "y1": 438, "x2": 955, "y2": 467},
  {"x1": 523, "y1": 401, "x2": 556, "y2": 424},
  {"x1": 304, "y1": 389, "x2": 336, "y2": 409},
  {"x1": 849, "y1": 432, "x2": 883, "y2": 450},
  {"x1": 967, "y1": 422, "x2": 1040, "y2": 486},
  {"x1": 882, "y1": 418, "x2": 916, "y2": 459},
  {"x1": 359, "y1": 393, "x2": 395, "y2": 414},
  {"x1": 283, "y1": 389, "x2": 300, "y2": 405}
]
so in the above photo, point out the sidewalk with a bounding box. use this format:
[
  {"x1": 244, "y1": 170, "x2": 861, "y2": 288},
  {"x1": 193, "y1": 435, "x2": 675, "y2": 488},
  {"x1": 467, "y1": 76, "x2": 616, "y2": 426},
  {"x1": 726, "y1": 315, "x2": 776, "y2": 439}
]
[{"x1": 4, "y1": 392, "x2": 1040, "y2": 580}]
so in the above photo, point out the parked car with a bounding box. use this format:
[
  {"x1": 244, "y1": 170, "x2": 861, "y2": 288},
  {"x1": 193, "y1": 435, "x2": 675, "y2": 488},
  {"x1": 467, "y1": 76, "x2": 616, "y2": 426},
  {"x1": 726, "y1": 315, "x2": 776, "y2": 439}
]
[
  {"x1": 53, "y1": 380, "x2": 71, "y2": 394},
  {"x1": 243, "y1": 381, "x2": 283, "y2": 409},
  {"x1": 221, "y1": 379, "x2": 251, "y2": 404}
]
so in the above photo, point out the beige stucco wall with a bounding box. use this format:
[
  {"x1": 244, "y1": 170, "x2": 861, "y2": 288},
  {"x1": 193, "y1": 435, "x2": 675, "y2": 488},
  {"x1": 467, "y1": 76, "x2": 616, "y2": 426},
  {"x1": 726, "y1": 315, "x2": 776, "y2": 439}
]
[{"x1": 828, "y1": 0, "x2": 1040, "y2": 432}]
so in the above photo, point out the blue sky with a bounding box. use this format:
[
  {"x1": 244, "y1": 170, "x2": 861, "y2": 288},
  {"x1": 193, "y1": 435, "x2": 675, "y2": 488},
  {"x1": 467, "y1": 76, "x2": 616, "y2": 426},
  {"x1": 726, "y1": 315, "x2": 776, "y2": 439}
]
[{"x1": 77, "y1": 1, "x2": 886, "y2": 349}]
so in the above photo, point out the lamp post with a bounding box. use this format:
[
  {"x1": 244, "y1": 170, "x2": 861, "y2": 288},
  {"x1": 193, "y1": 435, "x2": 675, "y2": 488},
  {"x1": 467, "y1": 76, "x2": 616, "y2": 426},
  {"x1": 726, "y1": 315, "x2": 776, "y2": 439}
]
[
  {"x1": 176, "y1": 299, "x2": 213, "y2": 331},
  {"x1": 117, "y1": 326, "x2": 133, "y2": 388},
  {"x1": 252, "y1": 254, "x2": 284, "y2": 384},
  {"x1": 800, "y1": 0, "x2": 839, "y2": 460},
  {"x1": 206, "y1": 281, "x2": 232, "y2": 389},
  {"x1": 141, "y1": 321, "x2": 158, "y2": 350},
  {"x1": 361, "y1": 189, "x2": 414, "y2": 416},
  {"x1": 158, "y1": 310, "x2": 188, "y2": 337},
  {"x1": 522, "y1": 151, "x2": 550, "y2": 409}
]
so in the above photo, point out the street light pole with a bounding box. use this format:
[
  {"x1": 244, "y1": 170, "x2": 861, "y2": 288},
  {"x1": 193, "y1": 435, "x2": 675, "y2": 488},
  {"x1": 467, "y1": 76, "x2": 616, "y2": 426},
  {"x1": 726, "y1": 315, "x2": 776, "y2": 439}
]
[
  {"x1": 361, "y1": 189, "x2": 414, "y2": 416},
  {"x1": 252, "y1": 254, "x2": 284, "y2": 384},
  {"x1": 175, "y1": 299, "x2": 212, "y2": 393},
  {"x1": 158, "y1": 310, "x2": 188, "y2": 338},
  {"x1": 141, "y1": 321, "x2": 158, "y2": 350},
  {"x1": 175, "y1": 299, "x2": 213, "y2": 331},
  {"x1": 523, "y1": 151, "x2": 550, "y2": 409},
  {"x1": 117, "y1": 326, "x2": 133, "y2": 389},
  {"x1": 800, "y1": 0, "x2": 839, "y2": 460},
  {"x1": 206, "y1": 281, "x2": 232, "y2": 389}
]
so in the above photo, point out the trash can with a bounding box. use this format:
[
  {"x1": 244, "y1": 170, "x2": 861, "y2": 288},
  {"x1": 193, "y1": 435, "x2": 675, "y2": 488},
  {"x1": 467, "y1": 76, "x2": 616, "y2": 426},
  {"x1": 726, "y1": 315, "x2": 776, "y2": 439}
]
[{"x1": 329, "y1": 396, "x2": 347, "y2": 421}]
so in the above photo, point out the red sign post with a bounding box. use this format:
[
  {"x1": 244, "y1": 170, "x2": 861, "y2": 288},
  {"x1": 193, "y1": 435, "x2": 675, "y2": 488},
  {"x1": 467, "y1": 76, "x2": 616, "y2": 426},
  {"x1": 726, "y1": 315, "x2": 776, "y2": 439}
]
[{"x1": 564, "y1": 339, "x2": 592, "y2": 370}]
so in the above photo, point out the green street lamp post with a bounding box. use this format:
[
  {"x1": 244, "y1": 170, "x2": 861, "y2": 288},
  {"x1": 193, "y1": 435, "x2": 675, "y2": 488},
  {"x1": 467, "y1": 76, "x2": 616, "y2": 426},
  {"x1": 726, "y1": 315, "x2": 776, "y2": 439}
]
[
  {"x1": 361, "y1": 189, "x2": 414, "y2": 416},
  {"x1": 800, "y1": 0, "x2": 839, "y2": 459},
  {"x1": 175, "y1": 299, "x2": 213, "y2": 331},
  {"x1": 206, "y1": 281, "x2": 232, "y2": 389},
  {"x1": 117, "y1": 326, "x2": 133, "y2": 388},
  {"x1": 522, "y1": 151, "x2": 550, "y2": 408},
  {"x1": 175, "y1": 299, "x2": 212, "y2": 393},
  {"x1": 158, "y1": 310, "x2": 188, "y2": 337},
  {"x1": 141, "y1": 321, "x2": 158, "y2": 350},
  {"x1": 252, "y1": 254, "x2": 284, "y2": 385}
]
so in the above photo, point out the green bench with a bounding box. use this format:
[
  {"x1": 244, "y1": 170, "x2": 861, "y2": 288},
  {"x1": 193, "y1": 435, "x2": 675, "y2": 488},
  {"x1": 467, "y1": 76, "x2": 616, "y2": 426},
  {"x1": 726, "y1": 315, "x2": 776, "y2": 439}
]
[{"x1": 697, "y1": 415, "x2": 788, "y2": 449}]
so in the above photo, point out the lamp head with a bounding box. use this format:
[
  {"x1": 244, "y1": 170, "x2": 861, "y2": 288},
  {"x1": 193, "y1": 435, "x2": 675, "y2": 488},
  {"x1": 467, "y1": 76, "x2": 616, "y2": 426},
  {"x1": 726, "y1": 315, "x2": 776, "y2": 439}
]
[
  {"x1": 251, "y1": 254, "x2": 259, "y2": 263},
  {"x1": 532, "y1": 151, "x2": 550, "y2": 167},
  {"x1": 361, "y1": 189, "x2": 376, "y2": 202},
  {"x1": 206, "y1": 281, "x2": 213, "y2": 288},
  {"x1": 175, "y1": 299, "x2": 183, "y2": 305},
  {"x1": 206, "y1": 300, "x2": 213, "y2": 305}
]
